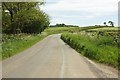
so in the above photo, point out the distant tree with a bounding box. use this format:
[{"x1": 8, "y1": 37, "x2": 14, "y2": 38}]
[
  {"x1": 61, "y1": 23, "x2": 66, "y2": 27},
  {"x1": 55, "y1": 23, "x2": 66, "y2": 27},
  {"x1": 54, "y1": 23, "x2": 78, "y2": 27},
  {"x1": 108, "y1": 21, "x2": 114, "y2": 27},
  {"x1": 103, "y1": 22, "x2": 107, "y2": 26}
]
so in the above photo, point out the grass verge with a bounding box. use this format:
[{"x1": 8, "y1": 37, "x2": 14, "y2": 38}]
[
  {"x1": 61, "y1": 33, "x2": 119, "y2": 69},
  {"x1": 2, "y1": 34, "x2": 47, "y2": 60}
]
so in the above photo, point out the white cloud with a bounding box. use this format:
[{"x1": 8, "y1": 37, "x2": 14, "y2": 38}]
[
  {"x1": 44, "y1": 0, "x2": 119, "y2": 12},
  {"x1": 42, "y1": 0, "x2": 119, "y2": 26}
]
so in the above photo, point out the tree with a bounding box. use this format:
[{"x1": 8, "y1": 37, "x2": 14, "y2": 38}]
[
  {"x1": 103, "y1": 22, "x2": 107, "y2": 26},
  {"x1": 55, "y1": 23, "x2": 66, "y2": 27},
  {"x1": 14, "y1": 9, "x2": 50, "y2": 33},
  {"x1": 108, "y1": 21, "x2": 114, "y2": 27},
  {"x1": 2, "y1": 2, "x2": 49, "y2": 34}
]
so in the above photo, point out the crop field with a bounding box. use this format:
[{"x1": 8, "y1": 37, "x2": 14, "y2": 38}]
[{"x1": 61, "y1": 27, "x2": 119, "y2": 69}]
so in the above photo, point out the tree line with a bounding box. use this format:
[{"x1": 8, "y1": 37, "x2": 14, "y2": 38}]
[
  {"x1": 50, "y1": 23, "x2": 79, "y2": 27},
  {"x1": 2, "y1": 2, "x2": 50, "y2": 34}
]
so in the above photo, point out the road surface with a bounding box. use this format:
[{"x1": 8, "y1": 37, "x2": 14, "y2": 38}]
[{"x1": 2, "y1": 34, "x2": 118, "y2": 78}]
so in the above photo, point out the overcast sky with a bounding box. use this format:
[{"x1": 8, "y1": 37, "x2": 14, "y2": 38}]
[{"x1": 42, "y1": 0, "x2": 119, "y2": 26}]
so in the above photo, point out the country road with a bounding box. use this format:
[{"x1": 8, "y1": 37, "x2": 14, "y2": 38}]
[{"x1": 2, "y1": 34, "x2": 118, "y2": 78}]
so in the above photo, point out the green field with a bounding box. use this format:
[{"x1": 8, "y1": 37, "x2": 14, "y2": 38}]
[{"x1": 43, "y1": 27, "x2": 79, "y2": 35}]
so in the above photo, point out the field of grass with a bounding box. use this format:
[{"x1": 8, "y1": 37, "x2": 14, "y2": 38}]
[
  {"x1": 61, "y1": 27, "x2": 119, "y2": 69},
  {"x1": 43, "y1": 27, "x2": 79, "y2": 35},
  {"x1": 2, "y1": 27, "x2": 79, "y2": 60}
]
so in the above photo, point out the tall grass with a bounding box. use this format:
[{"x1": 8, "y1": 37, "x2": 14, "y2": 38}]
[
  {"x1": 61, "y1": 33, "x2": 118, "y2": 68},
  {"x1": 2, "y1": 34, "x2": 47, "y2": 60}
]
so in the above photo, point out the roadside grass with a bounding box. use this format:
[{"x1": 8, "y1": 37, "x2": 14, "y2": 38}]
[
  {"x1": 61, "y1": 33, "x2": 119, "y2": 69},
  {"x1": 2, "y1": 27, "x2": 79, "y2": 60},
  {"x1": 2, "y1": 34, "x2": 47, "y2": 60}
]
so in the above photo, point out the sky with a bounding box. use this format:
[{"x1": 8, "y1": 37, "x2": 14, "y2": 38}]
[{"x1": 41, "y1": 0, "x2": 120, "y2": 26}]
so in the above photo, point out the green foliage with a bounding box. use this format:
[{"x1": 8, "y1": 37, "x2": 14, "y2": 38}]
[
  {"x1": 2, "y1": 33, "x2": 47, "y2": 60},
  {"x1": 96, "y1": 35, "x2": 115, "y2": 46},
  {"x1": 2, "y1": 2, "x2": 50, "y2": 34},
  {"x1": 13, "y1": 8, "x2": 49, "y2": 33},
  {"x1": 61, "y1": 33, "x2": 118, "y2": 68},
  {"x1": 2, "y1": 10, "x2": 11, "y2": 33}
]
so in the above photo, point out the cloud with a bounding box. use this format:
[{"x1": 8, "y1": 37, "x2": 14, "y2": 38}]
[
  {"x1": 42, "y1": 0, "x2": 119, "y2": 26},
  {"x1": 44, "y1": 0, "x2": 119, "y2": 12}
]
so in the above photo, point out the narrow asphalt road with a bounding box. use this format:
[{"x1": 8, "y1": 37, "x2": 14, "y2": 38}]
[{"x1": 2, "y1": 34, "x2": 118, "y2": 78}]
